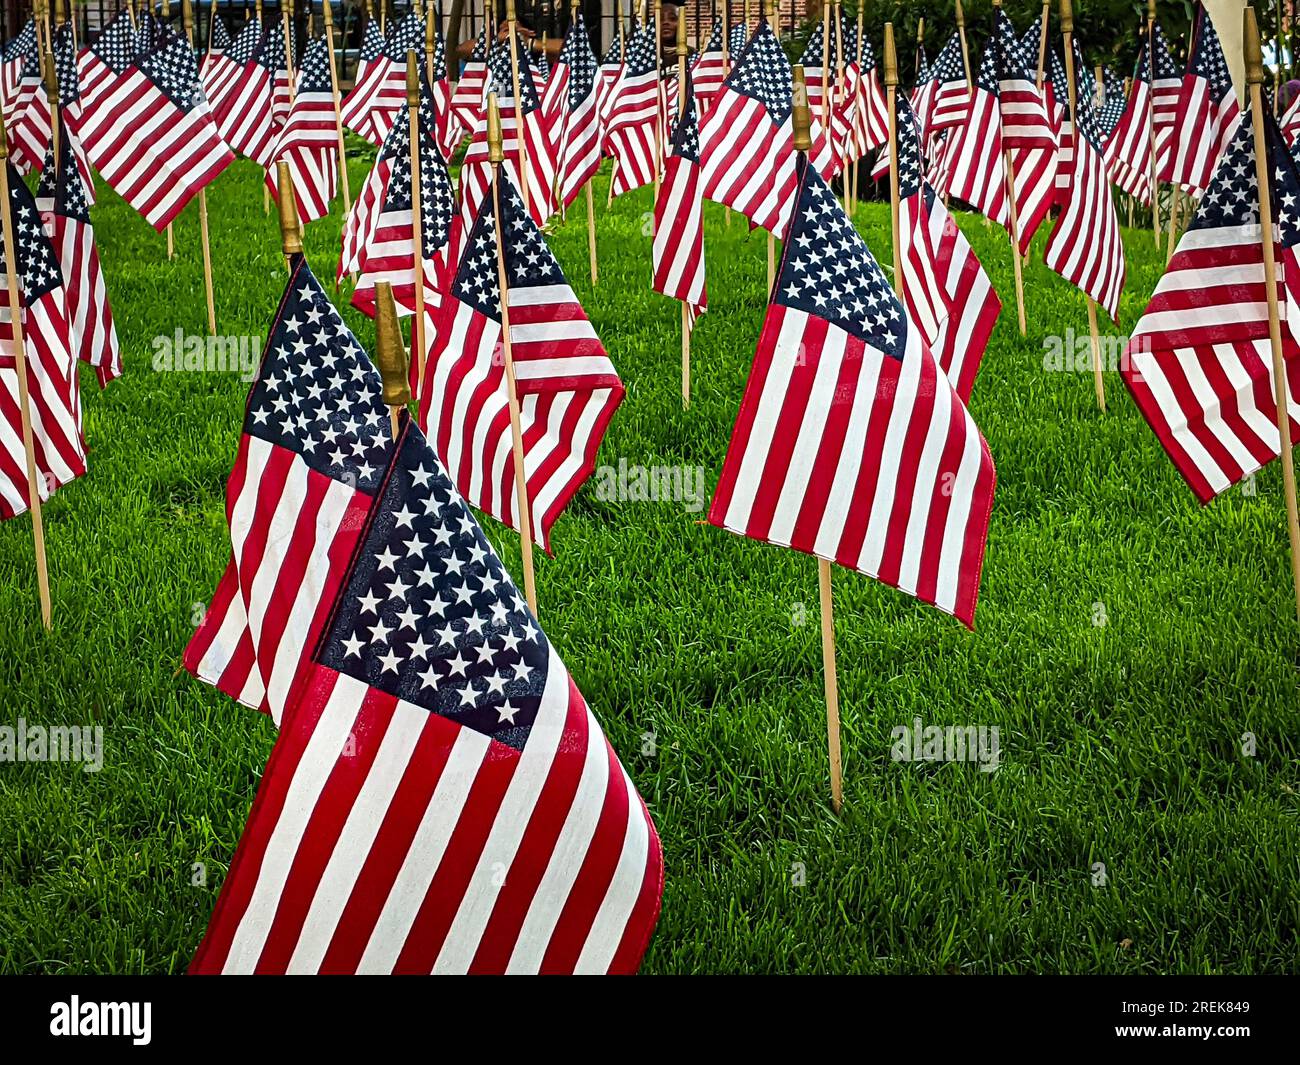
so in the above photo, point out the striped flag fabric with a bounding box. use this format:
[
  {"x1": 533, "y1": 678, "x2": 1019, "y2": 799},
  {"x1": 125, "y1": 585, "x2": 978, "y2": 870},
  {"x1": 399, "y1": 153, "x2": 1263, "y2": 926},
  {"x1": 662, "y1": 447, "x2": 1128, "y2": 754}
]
[
  {"x1": 992, "y1": 9, "x2": 1053, "y2": 149},
  {"x1": 729, "y1": 19, "x2": 751, "y2": 60},
  {"x1": 184, "y1": 256, "x2": 395, "y2": 723},
  {"x1": 348, "y1": 78, "x2": 454, "y2": 320},
  {"x1": 266, "y1": 36, "x2": 340, "y2": 224},
  {"x1": 417, "y1": 173, "x2": 623, "y2": 553},
  {"x1": 1105, "y1": 43, "x2": 1156, "y2": 205},
  {"x1": 595, "y1": 29, "x2": 625, "y2": 133},
  {"x1": 347, "y1": 11, "x2": 422, "y2": 149},
  {"x1": 1043, "y1": 40, "x2": 1126, "y2": 321},
  {"x1": 1281, "y1": 92, "x2": 1300, "y2": 144},
  {"x1": 1122, "y1": 104, "x2": 1300, "y2": 503},
  {"x1": 942, "y1": 41, "x2": 1008, "y2": 226},
  {"x1": 653, "y1": 71, "x2": 706, "y2": 324},
  {"x1": 203, "y1": 11, "x2": 232, "y2": 72},
  {"x1": 340, "y1": 15, "x2": 390, "y2": 145},
  {"x1": 9, "y1": 24, "x2": 95, "y2": 201},
  {"x1": 841, "y1": 17, "x2": 890, "y2": 160},
  {"x1": 426, "y1": 15, "x2": 458, "y2": 161},
  {"x1": 188, "y1": 411, "x2": 663, "y2": 975},
  {"x1": 1168, "y1": 3, "x2": 1241, "y2": 193},
  {"x1": 1148, "y1": 18, "x2": 1184, "y2": 179},
  {"x1": 448, "y1": 25, "x2": 490, "y2": 140},
  {"x1": 201, "y1": 16, "x2": 262, "y2": 115},
  {"x1": 604, "y1": 15, "x2": 661, "y2": 199},
  {"x1": 926, "y1": 34, "x2": 970, "y2": 132},
  {"x1": 708, "y1": 154, "x2": 996, "y2": 627},
  {"x1": 691, "y1": 20, "x2": 727, "y2": 106},
  {"x1": 551, "y1": 14, "x2": 602, "y2": 209},
  {"x1": 0, "y1": 157, "x2": 85, "y2": 521},
  {"x1": 36, "y1": 113, "x2": 121, "y2": 389},
  {"x1": 698, "y1": 17, "x2": 834, "y2": 239},
  {"x1": 1096, "y1": 66, "x2": 1126, "y2": 141},
  {"x1": 75, "y1": 19, "x2": 233, "y2": 231},
  {"x1": 458, "y1": 34, "x2": 559, "y2": 230},
  {"x1": 1, "y1": 18, "x2": 36, "y2": 122},
  {"x1": 265, "y1": 18, "x2": 295, "y2": 129},
  {"x1": 894, "y1": 94, "x2": 998, "y2": 402},
  {"x1": 211, "y1": 28, "x2": 279, "y2": 168}
]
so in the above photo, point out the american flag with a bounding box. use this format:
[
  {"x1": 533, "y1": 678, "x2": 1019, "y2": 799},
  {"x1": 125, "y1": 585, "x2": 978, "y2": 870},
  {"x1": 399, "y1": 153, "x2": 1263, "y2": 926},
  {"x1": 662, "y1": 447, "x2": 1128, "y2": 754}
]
[
  {"x1": 1149, "y1": 18, "x2": 1184, "y2": 180},
  {"x1": 426, "y1": 14, "x2": 458, "y2": 161},
  {"x1": 266, "y1": 17, "x2": 296, "y2": 129},
  {"x1": 188, "y1": 414, "x2": 663, "y2": 975},
  {"x1": 1, "y1": 18, "x2": 36, "y2": 122},
  {"x1": 36, "y1": 113, "x2": 120, "y2": 390},
  {"x1": 266, "y1": 36, "x2": 339, "y2": 224},
  {"x1": 1043, "y1": 40, "x2": 1126, "y2": 321},
  {"x1": 708, "y1": 155, "x2": 996, "y2": 627},
  {"x1": 926, "y1": 33, "x2": 970, "y2": 132},
  {"x1": 1168, "y1": 4, "x2": 1240, "y2": 193},
  {"x1": 348, "y1": 77, "x2": 454, "y2": 320},
  {"x1": 894, "y1": 94, "x2": 999, "y2": 402},
  {"x1": 340, "y1": 15, "x2": 390, "y2": 145},
  {"x1": 942, "y1": 41, "x2": 1009, "y2": 227},
  {"x1": 200, "y1": 16, "x2": 261, "y2": 115},
  {"x1": 1123, "y1": 103, "x2": 1300, "y2": 503},
  {"x1": 595, "y1": 27, "x2": 625, "y2": 132},
  {"x1": 458, "y1": 34, "x2": 559, "y2": 230},
  {"x1": 368, "y1": 13, "x2": 426, "y2": 145},
  {"x1": 9, "y1": 25, "x2": 95, "y2": 201},
  {"x1": 653, "y1": 71, "x2": 705, "y2": 324},
  {"x1": 698, "y1": 17, "x2": 834, "y2": 239},
  {"x1": 211, "y1": 26, "x2": 279, "y2": 168},
  {"x1": 800, "y1": 19, "x2": 842, "y2": 143},
  {"x1": 201, "y1": 12, "x2": 232, "y2": 88},
  {"x1": 910, "y1": 34, "x2": 934, "y2": 138},
  {"x1": 840, "y1": 17, "x2": 889, "y2": 160},
  {"x1": 1281, "y1": 91, "x2": 1300, "y2": 145},
  {"x1": 550, "y1": 14, "x2": 601, "y2": 209},
  {"x1": 1105, "y1": 42, "x2": 1156, "y2": 205},
  {"x1": 730, "y1": 18, "x2": 751, "y2": 60},
  {"x1": 3, "y1": 48, "x2": 41, "y2": 171},
  {"x1": 75, "y1": 20, "x2": 233, "y2": 231},
  {"x1": 1096, "y1": 66, "x2": 1126, "y2": 141},
  {"x1": 449, "y1": 24, "x2": 490, "y2": 137},
  {"x1": 992, "y1": 9, "x2": 1053, "y2": 149},
  {"x1": 0, "y1": 158, "x2": 85, "y2": 520},
  {"x1": 418, "y1": 173, "x2": 623, "y2": 553},
  {"x1": 184, "y1": 256, "x2": 396, "y2": 723},
  {"x1": 691, "y1": 20, "x2": 727, "y2": 106},
  {"x1": 604, "y1": 15, "x2": 661, "y2": 199}
]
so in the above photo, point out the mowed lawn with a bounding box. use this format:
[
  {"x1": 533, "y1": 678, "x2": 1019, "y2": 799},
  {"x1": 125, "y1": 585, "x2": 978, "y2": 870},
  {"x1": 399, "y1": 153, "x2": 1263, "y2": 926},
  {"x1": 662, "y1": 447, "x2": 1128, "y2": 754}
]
[{"x1": 1, "y1": 152, "x2": 1298, "y2": 975}]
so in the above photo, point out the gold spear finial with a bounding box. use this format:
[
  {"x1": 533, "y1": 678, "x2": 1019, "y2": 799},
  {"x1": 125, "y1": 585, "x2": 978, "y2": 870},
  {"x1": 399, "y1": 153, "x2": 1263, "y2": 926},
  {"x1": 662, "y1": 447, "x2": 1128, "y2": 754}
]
[
  {"x1": 883, "y1": 22, "x2": 898, "y2": 88},
  {"x1": 955, "y1": 0, "x2": 965, "y2": 31},
  {"x1": 323, "y1": 0, "x2": 334, "y2": 29},
  {"x1": 487, "y1": 92, "x2": 504, "y2": 164},
  {"x1": 276, "y1": 161, "x2": 303, "y2": 255},
  {"x1": 374, "y1": 283, "x2": 412, "y2": 409},
  {"x1": 1060, "y1": 0, "x2": 1074, "y2": 35},
  {"x1": 407, "y1": 48, "x2": 419, "y2": 104},
  {"x1": 791, "y1": 65, "x2": 812, "y2": 152},
  {"x1": 1244, "y1": 5, "x2": 1264, "y2": 86}
]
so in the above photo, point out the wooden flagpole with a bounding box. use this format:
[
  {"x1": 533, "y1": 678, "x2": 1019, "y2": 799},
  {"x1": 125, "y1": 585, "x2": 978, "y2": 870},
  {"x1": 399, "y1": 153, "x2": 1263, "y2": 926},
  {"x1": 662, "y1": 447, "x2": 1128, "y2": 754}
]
[
  {"x1": 1146, "y1": 0, "x2": 1162, "y2": 245},
  {"x1": 832, "y1": 4, "x2": 846, "y2": 213},
  {"x1": 764, "y1": 0, "x2": 774, "y2": 293},
  {"x1": 851, "y1": 3, "x2": 863, "y2": 216},
  {"x1": 1060, "y1": 0, "x2": 1105, "y2": 412},
  {"x1": 258, "y1": 0, "x2": 270, "y2": 214},
  {"x1": 183, "y1": 0, "x2": 217, "y2": 335},
  {"x1": 653, "y1": 0, "x2": 664, "y2": 208},
  {"x1": 488, "y1": 93, "x2": 539, "y2": 616},
  {"x1": 722, "y1": 0, "x2": 731, "y2": 226},
  {"x1": 791, "y1": 63, "x2": 842, "y2": 813},
  {"x1": 406, "y1": 51, "x2": 429, "y2": 400},
  {"x1": 1245, "y1": 6, "x2": 1300, "y2": 621},
  {"x1": 1035, "y1": 0, "x2": 1050, "y2": 86},
  {"x1": 571, "y1": 1, "x2": 597, "y2": 285},
  {"x1": 676, "y1": 31, "x2": 691, "y2": 408},
  {"x1": 505, "y1": 0, "x2": 531, "y2": 219},
  {"x1": 992, "y1": 0, "x2": 1027, "y2": 335},
  {"x1": 163, "y1": 0, "x2": 175, "y2": 258},
  {"x1": 884, "y1": 24, "x2": 901, "y2": 276},
  {"x1": 0, "y1": 110, "x2": 53, "y2": 629},
  {"x1": 323, "y1": 0, "x2": 353, "y2": 214},
  {"x1": 375, "y1": 282, "x2": 412, "y2": 441}
]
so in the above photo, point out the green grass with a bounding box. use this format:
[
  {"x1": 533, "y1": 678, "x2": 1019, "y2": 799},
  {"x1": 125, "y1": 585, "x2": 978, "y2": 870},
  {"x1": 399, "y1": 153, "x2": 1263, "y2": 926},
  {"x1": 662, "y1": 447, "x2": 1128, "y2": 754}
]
[{"x1": 1, "y1": 153, "x2": 1298, "y2": 975}]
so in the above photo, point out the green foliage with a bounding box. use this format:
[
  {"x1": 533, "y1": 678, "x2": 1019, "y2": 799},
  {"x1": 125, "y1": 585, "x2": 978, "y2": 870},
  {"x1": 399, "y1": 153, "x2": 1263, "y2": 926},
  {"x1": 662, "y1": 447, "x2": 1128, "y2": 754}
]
[{"x1": 0, "y1": 156, "x2": 1297, "y2": 973}]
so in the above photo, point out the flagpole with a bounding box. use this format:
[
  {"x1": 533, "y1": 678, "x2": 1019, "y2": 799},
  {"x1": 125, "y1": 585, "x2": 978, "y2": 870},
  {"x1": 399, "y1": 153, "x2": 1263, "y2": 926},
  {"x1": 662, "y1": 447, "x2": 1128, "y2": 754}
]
[
  {"x1": 323, "y1": 0, "x2": 353, "y2": 214},
  {"x1": 259, "y1": 0, "x2": 270, "y2": 215},
  {"x1": 1245, "y1": 6, "x2": 1300, "y2": 622},
  {"x1": 852, "y1": 3, "x2": 863, "y2": 216},
  {"x1": 991, "y1": 0, "x2": 1027, "y2": 335},
  {"x1": 406, "y1": 52, "x2": 429, "y2": 401},
  {"x1": 505, "y1": 0, "x2": 531, "y2": 219},
  {"x1": 574, "y1": 1, "x2": 598, "y2": 285},
  {"x1": 183, "y1": 0, "x2": 218, "y2": 335},
  {"x1": 0, "y1": 111, "x2": 53, "y2": 629},
  {"x1": 1036, "y1": 0, "x2": 1049, "y2": 87},
  {"x1": 44, "y1": 29, "x2": 60, "y2": 182},
  {"x1": 653, "y1": 0, "x2": 664, "y2": 207},
  {"x1": 722, "y1": 0, "x2": 731, "y2": 227},
  {"x1": 675, "y1": 31, "x2": 691, "y2": 408},
  {"x1": 790, "y1": 63, "x2": 842, "y2": 814},
  {"x1": 164, "y1": 0, "x2": 176, "y2": 259},
  {"x1": 1059, "y1": 0, "x2": 1105, "y2": 412},
  {"x1": 1146, "y1": 0, "x2": 1162, "y2": 245},
  {"x1": 884, "y1": 24, "x2": 901, "y2": 274},
  {"x1": 375, "y1": 282, "x2": 412, "y2": 441},
  {"x1": 764, "y1": 0, "x2": 774, "y2": 293},
  {"x1": 488, "y1": 93, "x2": 539, "y2": 616}
]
